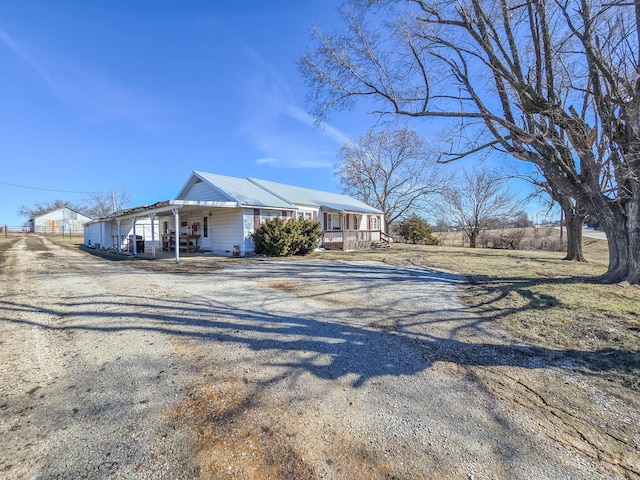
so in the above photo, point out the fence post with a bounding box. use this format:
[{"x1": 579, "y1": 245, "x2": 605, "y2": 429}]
[{"x1": 4, "y1": 225, "x2": 7, "y2": 238}]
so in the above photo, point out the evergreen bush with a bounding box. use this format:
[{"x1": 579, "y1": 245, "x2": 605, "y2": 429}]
[
  {"x1": 398, "y1": 215, "x2": 439, "y2": 245},
  {"x1": 252, "y1": 217, "x2": 322, "y2": 256}
]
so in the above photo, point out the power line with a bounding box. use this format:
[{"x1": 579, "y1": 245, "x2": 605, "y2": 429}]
[{"x1": 0, "y1": 180, "x2": 104, "y2": 194}]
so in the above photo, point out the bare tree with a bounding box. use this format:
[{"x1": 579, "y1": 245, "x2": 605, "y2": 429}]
[
  {"x1": 515, "y1": 167, "x2": 587, "y2": 261},
  {"x1": 83, "y1": 190, "x2": 132, "y2": 219},
  {"x1": 441, "y1": 169, "x2": 519, "y2": 248},
  {"x1": 337, "y1": 128, "x2": 448, "y2": 231},
  {"x1": 18, "y1": 199, "x2": 84, "y2": 219},
  {"x1": 300, "y1": 0, "x2": 640, "y2": 283}
]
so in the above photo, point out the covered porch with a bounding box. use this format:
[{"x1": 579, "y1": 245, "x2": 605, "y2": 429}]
[
  {"x1": 320, "y1": 208, "x2": 390, "y2": 251},
  {"x1": 86, "y1": 199, "x2": 242, "y2": 263}
]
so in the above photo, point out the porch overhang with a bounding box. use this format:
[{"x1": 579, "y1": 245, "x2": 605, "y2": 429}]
[
  {"x1": 319, "y1": 205, "x2": 383, "y2": 215},
  {"x1": 91, "y1": 200, "x2": 240, "y2": 223}
]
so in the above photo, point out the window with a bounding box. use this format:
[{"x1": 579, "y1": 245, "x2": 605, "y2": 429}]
[
  {"x1": 203, "y1": 216, "x2": 208, "y2": 238},
  {"x1": 353, "y1": 216, "x2": 358, "y2": 230},
  {"x1": 370, "y1": 216, "x2": 379, "y2": 230},
  {"x1": 330, "y1": 214, "x2": 340, "y2": 230},
  {"x1": 301, "y1": 211, "x2": 313, "y2": 220},
  {"x1": 261, "y1": 210, "x2": 281, "y2": 224}
]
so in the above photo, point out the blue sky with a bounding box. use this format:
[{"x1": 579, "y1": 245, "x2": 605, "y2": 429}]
[
  {"x1": 0, "y1": 1, "x2": 359, "y2": 225},
  {"x1": 0, "y1": 2, "x2": 549, "y2": 226}
]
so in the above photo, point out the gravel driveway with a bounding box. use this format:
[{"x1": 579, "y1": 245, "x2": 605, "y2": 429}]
[{"x1": 0, "y1": 236, "x2": 637, "y2": 479}]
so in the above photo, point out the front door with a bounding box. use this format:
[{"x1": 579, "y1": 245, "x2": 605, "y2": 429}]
[{"x1": 200, "y1": 215, "x2": 211, "y2": 251}]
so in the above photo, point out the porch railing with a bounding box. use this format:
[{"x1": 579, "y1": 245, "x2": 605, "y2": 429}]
[
  {"x1": 321, "y1": 229, "x2": 384, "y2": 250},
  {"x1": 380, "y1": 231, "x2": 393, "y2": 244}
]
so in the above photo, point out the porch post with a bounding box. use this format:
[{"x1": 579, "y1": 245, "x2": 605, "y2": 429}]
[
  {"x1": 149, "y1": 212, "x2": 156, "y2": 259},
  {"x1": 132, "y1": 217, "x2": 138, "y2": 255},
  {"x1": 116, "y1": 219, "x2": 122, "y2": 253},
  {"x1": 172, "y1": 208, "x2": 180, "y2": 263}
]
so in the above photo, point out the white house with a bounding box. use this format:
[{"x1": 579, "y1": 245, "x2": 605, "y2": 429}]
[
  {"x1": 84, "y1": 171, "x2": 387, "y2": 261},
  {"x1": 30, "y1": 208, "x2": 92, "y2": 235}
]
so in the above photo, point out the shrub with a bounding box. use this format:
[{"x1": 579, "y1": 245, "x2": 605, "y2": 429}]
[
  {"x1": 252, "y1": 217, "x2": 322, "y2": 256},
  {"x1": 529, "y1": 229, "x2": 567, "y2": 252},
  {"x1": 479, "y1": 228, "x2": 526, "y2": 250},
  {"x1": 397, "y1": 215, "x2": 439, "y2": 245}
]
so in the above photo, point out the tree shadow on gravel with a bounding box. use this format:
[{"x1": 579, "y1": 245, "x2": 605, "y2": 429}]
[
  {"x1": 1, "y1": 291, "x2": 637, "y2": 389},
  {"x1": 3, "y1": 248, "x2": 637, "y2": 388}
]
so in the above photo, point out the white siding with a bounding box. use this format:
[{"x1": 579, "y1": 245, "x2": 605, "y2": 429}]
[
  {"x1": 84, "y1": 223, "x2": 102, "y2": 247},
  {"x1": 209, "y1": 208, "x2": 245, "y2": 256},
  {"x1": 243, "y1": 209, "x2": 256, "y2": 255},
  {"x1": 84, "y1": 221, "x2": 112, "y2": 249},
  {"x1": 84, "y1": 218, "x2": 160, "y2": 252},
  {"x1": 182, "y1": 181, "x2": 231, "y2": 202}
]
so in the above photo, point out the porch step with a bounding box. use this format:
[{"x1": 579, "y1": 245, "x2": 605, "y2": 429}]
[{"x1": 371, "y1": 241, "x2": 391, "y2": 249}]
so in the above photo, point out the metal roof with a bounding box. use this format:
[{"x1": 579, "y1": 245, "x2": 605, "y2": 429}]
[
  {"x1": 248, "y1": 178, "x2": 383, "y2": 214},
  {"x1": 87, "y1": 171, "x2": 383, "y2": 225},
  {"x1": 194, "y1": 171, "x2": 295, "y2": 209}
]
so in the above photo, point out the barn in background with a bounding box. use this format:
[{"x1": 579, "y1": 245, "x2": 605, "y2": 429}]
[{"x1": 29, "y1": 208, "x2": 92, "y2": 235}]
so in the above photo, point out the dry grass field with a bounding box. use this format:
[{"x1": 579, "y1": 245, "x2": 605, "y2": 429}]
[{"x1": 47, "y1": 230, "x2": 639, "y2": 390}]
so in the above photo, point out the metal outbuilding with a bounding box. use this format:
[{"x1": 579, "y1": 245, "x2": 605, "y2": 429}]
[{"x1": 29, "y1": 208, "x2": 92, "y2": 235}]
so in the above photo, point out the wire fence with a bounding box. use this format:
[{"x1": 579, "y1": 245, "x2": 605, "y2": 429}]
[{"x1": 0, "y1": 225, "x2": 84, "y2": 238}]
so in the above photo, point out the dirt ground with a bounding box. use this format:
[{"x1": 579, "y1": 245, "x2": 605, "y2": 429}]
[{"x1": 0, "y1": 235, "x2": 638, "y2": 479}]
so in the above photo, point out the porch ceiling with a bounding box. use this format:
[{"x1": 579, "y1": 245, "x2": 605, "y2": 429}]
[{"x1": 100, "y1": 200, "x2": 239, "y2": 222}]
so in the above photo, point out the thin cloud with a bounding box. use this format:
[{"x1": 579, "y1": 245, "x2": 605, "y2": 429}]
[
  {"x1": 239, "y1": 49, "x2": 349, "y2": 169},
  {"x1": 282, "y1": 105, "x2": 350, "y2": 145},
  {"x1": 49, "y1": 64, "x2": 164, "y2": 126},
  {"x1": 256, "y1": 157, "x2": 281, "y2": 165},
  {"x1": 0, "y1": 26, "x2": 163, "y2": 128},
  {"x1": 0, "y1": 27, "x2": 58, "y2": 92}
]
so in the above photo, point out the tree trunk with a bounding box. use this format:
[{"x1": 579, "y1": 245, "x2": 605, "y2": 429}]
[
  {"x1": 600, "y1": 222, "x2": 630, "y2": 283},
  {"x1": 468, "y1": 229, "x2": 478, "y2": 248},
  {"x1": 561, "y1": 202, "x2": 586, "y2": 262},
  {"x1": 625, "y1": 185, "x2": 640, "y2": 284},
  {"x1": 595, "y1": 202, "x2": 636, "y2": 284},
  {"x1": 564, "y1": 214, "x2": 586, "y2": 262}
]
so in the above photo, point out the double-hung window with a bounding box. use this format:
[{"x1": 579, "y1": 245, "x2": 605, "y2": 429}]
[{"x1": 261, "y1": 210, "x2": 281, "y2": 224}]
